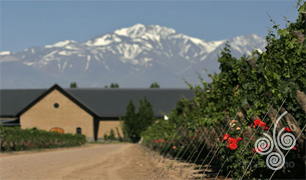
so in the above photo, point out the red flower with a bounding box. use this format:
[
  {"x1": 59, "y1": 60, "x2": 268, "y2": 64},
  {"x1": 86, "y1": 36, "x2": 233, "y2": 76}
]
[
  {"x1": 285, "y1": 127, "x2": 291, "y2": 132},
  {"x1": 254, "y1": 119, "x2": 262, "y2": 126},
  {"x1": 154, "y1": 140, "x2": 158, "y2": 144},
  {"x1": 196, "y1": 130, "x2": 200, "y2": 133},
  {"x1": 228, "y1": 137, "x2": 238, "y2": 144},
  {"x1": 243, "y1": 132, "x2": 247, "y2": 136},
  {"x1": 223, "y1": 134, "x2": 230, "y2": 141},
  {"x1": 173, "y1": 146, "x2": 176, "y2": 149},
  {"x1": 252, "y1": 119, "x2": 266, "y2": 128},
  {"x1": 160, "y1": 139, "x2": 165, "y2": 142},
  {"x1": 259, "y1": 121, "x2": 266, "y2": 127},
  {"x1": 228, "y1": 143, "x2": 238, "y2": 150},
  {"x1": 155, "y1": 148, "x2": 158, "y2": 151},
  {"x1": 237, "y1": 137, "x2": 242, "y2": 141},
  {"x1": 292, "y1": 147, "x2": 296, "y2": 150},
  {"x1": 264, "y1": 126, "x2": 269, "y2": 130}
]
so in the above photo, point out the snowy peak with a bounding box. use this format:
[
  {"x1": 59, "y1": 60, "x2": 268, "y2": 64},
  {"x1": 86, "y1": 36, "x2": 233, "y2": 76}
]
[
  {"x1": 115, "y1": 23, "x2": 146, "y2": 38},
  {"x1": 113, "y1": 24, "x2": 175, "y2": 41},
  {"x1": 85, "y1": 34, "x2": 122, "y2": 46},
  {"x1": 0, "y1": 24, "x2": 267, "y2": 89},
  {"x1": 45, "y1": 40, "x2": 78, "y2": 48},
  {"x1": 227, "y1": 34, "x2": 267, "y2": 54},
  {"x1": 144, "y1": 24, "x2": 176, "y2": 38},
  {"x1": 114, "y1": 24, "x2": 176, "y2": 38},
  {"x1": 230, "y1": 34, "x2": 266, "y2": 45},
  {"x1": 84, "y1": 24, "x2": 177, "y2": 48},
  {"x1": 0, "y1": 51, "x2": 11, "y2": 56}
]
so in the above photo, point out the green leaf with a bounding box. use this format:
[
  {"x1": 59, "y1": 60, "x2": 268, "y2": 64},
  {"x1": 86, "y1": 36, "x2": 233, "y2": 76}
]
[
  {"x1": 241, "y1": 98, "x2": 248, "y2": 106},
  {"x1": 273, "y1": 72, "x2": 280, "y2": 80}
]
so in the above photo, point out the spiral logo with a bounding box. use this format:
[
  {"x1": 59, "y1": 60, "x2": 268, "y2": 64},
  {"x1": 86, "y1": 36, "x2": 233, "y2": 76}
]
[
  {"x1": 254, "y1": 111, "x2": 296, "y2": 171},
  {"x1": 277, "y1": 128, "x2": 296, "y2": 150},
  {"x1": 255, "y1": 134, "x2": 273, "y2": 155},
  {"x1": 266, "y1": 152, "x2": 284, "y2": 170}
]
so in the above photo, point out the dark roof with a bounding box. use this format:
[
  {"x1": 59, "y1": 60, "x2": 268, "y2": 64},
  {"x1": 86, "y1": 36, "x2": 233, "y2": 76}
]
[
  {"x1": 67, "y1": 88, "x2": 194, "y2": 117},
  {"x1": 0, "y1": 89, "x2": 45, "y2": 117},
  {"x1": 0, "y1": 85, "x2": 194, "y2": 118},
  {"x1": 16, "y1": 84, "x2": 99, "y2": 117}
]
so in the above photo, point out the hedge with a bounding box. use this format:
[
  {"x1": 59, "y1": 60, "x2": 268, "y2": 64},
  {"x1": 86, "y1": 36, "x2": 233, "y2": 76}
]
[{"x1": 0, "y1": 125, "x2": 86, "y2": 152}]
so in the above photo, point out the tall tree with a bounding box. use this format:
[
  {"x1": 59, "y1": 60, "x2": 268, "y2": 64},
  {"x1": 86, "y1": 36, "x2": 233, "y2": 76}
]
[
  {"x1": 122, "y1": 100, "x2": 138, "y2": 142},
  {"x1": 70, "y1": 82, "x2": 77, "y2": 88},
  {"x1": 123, "y1": 98, "x2": 155, "y2": 143},
  {"x1": 110, "y1": 83, "x2": 119, "y2": 88},
  {"x1": 138, "y1": 98, "x2": 155, "y2": 130},
  {"x1": 150, "y1": 82, "x2": 160, "y2": 88}
]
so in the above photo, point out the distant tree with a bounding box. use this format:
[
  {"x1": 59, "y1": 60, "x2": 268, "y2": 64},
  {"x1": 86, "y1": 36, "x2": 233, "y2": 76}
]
[
  {"x1": 103, "y1": 129, "x2": 117, "y2": 142},
  {"x1": 110, "y1": 83, "x2": 119, "y2": 88},
  {"x1": 103, "y1": 134, "x2": 108, "y2": 141},
  {"x1": 150, "y1": 82, "x2": 160, "y2": 88},
  {"x1": 70, "y1": 82, "x2": 77, "y2": 88},
  {"x1": 123, "y1": 98, "x2": 155, "y2": 143},
  {"x1": 108, "y1": 129, "x2": 116, "y2": 141},
  {"x1": 104, "y1": 85, "x2": 108, "y2": 88},
  {"x1": 122, "y1": 100, "x2": 138, "y2": 142},
  {"x1": 138, "y1": 98, "x2": 155, "y2": 130}
]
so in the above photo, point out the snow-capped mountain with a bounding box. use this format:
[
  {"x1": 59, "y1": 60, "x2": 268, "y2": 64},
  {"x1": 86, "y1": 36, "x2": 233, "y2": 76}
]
[{"x1": 0, "y1": 24, "x2": 267, "y2": 89}]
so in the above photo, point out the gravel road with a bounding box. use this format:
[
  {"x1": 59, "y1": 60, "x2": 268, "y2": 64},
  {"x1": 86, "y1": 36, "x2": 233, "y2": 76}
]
[{"x1": 0, "y1": 143, "x2": 170, "y2": 180}]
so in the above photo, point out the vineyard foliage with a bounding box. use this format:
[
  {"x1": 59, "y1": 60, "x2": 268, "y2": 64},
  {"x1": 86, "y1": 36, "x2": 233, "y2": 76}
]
[
  {"x1": 143, "y1": 3, "x2": 306, "y2": 179},
  {"x1": 0, "y1": 126, "x2": 86, "y2": 152}
]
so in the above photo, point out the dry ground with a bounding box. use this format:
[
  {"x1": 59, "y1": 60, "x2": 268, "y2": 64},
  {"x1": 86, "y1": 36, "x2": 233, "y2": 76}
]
[{"x1": 0, "y1": 143, "x2": 175, "y2": 180}]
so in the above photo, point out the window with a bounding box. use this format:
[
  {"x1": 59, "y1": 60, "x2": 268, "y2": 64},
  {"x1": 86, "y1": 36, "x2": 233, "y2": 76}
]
[
  {"x1": 76, "y1": 127, "x2": 82, "y2": 134},
  {"x1": 54, "y1": 103, "x2": 59, "y2": 108}
]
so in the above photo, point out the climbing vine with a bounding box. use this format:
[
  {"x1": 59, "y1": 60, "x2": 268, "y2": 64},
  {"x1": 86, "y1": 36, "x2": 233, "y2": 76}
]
[{"x1": 143, "y1": 2, "x2": 306, "y2": 179}]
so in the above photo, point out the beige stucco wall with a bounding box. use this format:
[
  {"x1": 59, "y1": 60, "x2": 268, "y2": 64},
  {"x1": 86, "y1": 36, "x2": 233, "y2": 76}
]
[
  {"x1": 20, "y1": 89, "x2": 94, "y2": 139},
  {"x1": 98, "y1": 121, "x2": 123, "y2": 139}
]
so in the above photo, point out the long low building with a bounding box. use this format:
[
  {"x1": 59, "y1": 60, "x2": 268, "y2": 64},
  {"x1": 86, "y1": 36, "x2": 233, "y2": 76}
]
[{"x1": 0, "y1": 84, "x2": 194, "y2": 141}]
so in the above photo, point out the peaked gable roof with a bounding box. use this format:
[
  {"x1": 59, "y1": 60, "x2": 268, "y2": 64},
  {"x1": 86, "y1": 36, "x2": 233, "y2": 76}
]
[
  {"x1": 16, "y1": 84, "x2": 99, "y2": 117},
  {"x1": 1, "y1": 85, "x2": 194, "y2": 118}
]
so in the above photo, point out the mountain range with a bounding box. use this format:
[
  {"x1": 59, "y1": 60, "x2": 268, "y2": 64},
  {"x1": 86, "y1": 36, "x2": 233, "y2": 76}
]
[{"x1": 0, "y1": 24, "x2": 267, "y2": 89}]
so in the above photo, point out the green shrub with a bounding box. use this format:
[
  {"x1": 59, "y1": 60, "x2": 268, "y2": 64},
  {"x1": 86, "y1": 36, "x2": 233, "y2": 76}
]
[
  {"x1": 103, "y1": 129, "x2": 117, "y2": 142},
  {"x1": 108, "y1": 129, "x2": 116, "y2": 141},
  {"x1": 0, "y1": 126, "x2": 86, "y2": 152},
  {"x1": 103, "y1": 134, "x2": 108, "y2": 141}
]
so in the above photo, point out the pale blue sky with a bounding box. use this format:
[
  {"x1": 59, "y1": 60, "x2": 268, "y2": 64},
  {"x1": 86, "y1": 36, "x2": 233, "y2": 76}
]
[{"x1": 0, "y1": 0, "x2": 299, "y2": 52}]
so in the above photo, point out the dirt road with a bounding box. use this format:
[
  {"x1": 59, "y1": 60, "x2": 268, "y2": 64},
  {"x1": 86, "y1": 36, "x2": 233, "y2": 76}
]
[{"x1": 0, "y1": 143, "x2": 171, "y2": 180}]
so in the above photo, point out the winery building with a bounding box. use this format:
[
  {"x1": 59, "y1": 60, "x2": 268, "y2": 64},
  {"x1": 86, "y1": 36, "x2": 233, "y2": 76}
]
[{"x1": 0, "y1": 84, "x2": 194, "y2": 141}]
